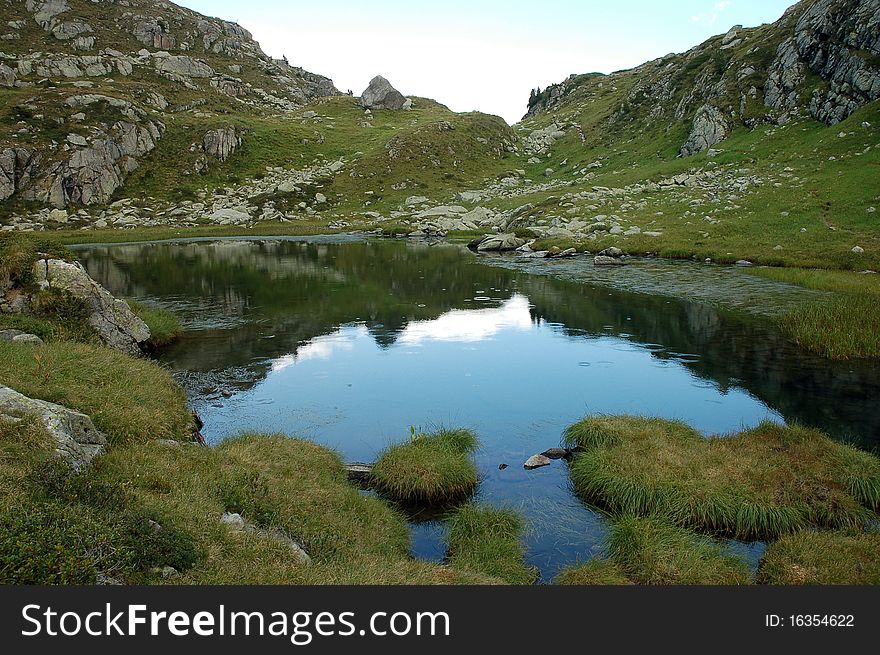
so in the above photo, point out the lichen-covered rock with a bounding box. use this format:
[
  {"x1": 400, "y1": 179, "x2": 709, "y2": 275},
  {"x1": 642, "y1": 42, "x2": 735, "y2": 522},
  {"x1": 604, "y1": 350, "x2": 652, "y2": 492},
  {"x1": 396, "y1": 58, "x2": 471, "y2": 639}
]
[
  {"x1": 32, "y1": 259, "x2": 150, "y2": 355},
  {"x1": 0, "y1": 62, "x2": 16, "y2": 87},
  {"x1": 360, "y1": 75, "x2": 408, "y2": 110},
  {"x1": 0, "y1": 148, "x2": 38, "y2": 202},
  {"x1": 133, "y1": 16, "x2": 175, "y2": 49},
  {"x1": 0, "y1": 385, "x2": 107, "y2": 471},
  {"x1": 203, "y1": 127, "x2": 240, "y2": 162},
  {"x1": 154, "y1": 54, "x2": 214, "y2": 79},
  {"x1": 679, "y1": 105, "x2": 730, "y2": 157}
]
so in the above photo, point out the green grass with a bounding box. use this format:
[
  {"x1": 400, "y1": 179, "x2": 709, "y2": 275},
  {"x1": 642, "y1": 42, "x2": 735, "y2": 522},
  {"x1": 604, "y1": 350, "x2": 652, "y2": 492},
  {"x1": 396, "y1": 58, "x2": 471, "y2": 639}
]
[
  {"x1": 0, "y1": 233, "x2": 74, "y2": 288},
  {"x1": 607, "y1": 516, "x2": 751, "y2": 585},
  {"x1": 747, "y1": 268, "x2": 880, "y2": 359},
  {"x1": 445, "y1": 505, "x2": 537, "y2": 585},
  {"x1": 564, "y1": 415, "x2": 880, "y2": 539},
  {"x1": 554, "y1": 559, "x2": 632, "y2": 585},
  {"x1": 371, "y1": 428, "x2": 480, "y2": 504},
  {"x1": 93, "y1": 434, "x2": 498, "y2": 584},
  {"x1": 0, "y1": 417, "x2": 203, "y2": 584},
  {"x1": 758, "y1": 530, "x2": 880, "y2": 585},
  {"x1": 127, "y1": 301, "x2": 182, "y2": 347},
  {"x1": 0, "y1": 340, "x2": 193, "y2": 445}
]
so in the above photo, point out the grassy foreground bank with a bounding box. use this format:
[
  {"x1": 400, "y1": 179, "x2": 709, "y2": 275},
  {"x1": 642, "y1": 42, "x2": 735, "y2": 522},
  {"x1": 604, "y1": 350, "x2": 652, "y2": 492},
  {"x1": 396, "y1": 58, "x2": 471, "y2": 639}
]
[{"x1": 0, "y1": 337, "x2": 517, "y2": 584}]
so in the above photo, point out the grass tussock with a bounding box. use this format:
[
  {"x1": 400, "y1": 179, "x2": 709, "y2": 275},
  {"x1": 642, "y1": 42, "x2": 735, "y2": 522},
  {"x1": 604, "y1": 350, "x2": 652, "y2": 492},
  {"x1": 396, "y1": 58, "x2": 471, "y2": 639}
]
[
  {"x1": 371, "y1": 428, "x2": 480, "y2": 504},
  {"x1": 0, "y1": 340, "x2": 192, "y2": 444},
  {"x1": 758, "y1": 530, "x2": 880, "y2": 585},
  {"x1": 747, "y1": 268, "x2": 880, "y2": 359},
  {"x1": 554, "y1": 559, "x2": 632, "y2": 585},
  {"x1": 446, "y1": 505, "x2": 537, "y2": 585},
  {"x1": 96, "y1": 434, "x2": 499, "y2": 584},
  {"x1": 778, "y1": 295, "x2": 880, "y2": 360},
  {"x1": 564, "y1": 415, "x2": 880, "y2": 539},
  {"x1": 0, "y1": 233, "x2": 74, "y2": 289},
  {"x1": 127, "y1": 301, "x2": 183, "y2": 347},
  {"x1": 607, "y1": 516, "x2": 751, "y2": 585}
]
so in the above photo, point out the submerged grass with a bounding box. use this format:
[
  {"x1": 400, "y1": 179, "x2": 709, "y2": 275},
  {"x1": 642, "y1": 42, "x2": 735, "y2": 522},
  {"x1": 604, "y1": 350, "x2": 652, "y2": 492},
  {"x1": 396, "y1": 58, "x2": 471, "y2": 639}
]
[
  {"x1": 564, "y1": 415, "x2": 880, "y2": 539},
  {"x1": 0, "y1": 341, "x2": 193, "y2": 444},
  {"x1": 446, "y1": 505, "x2": 537, "y2": 585},
  {"x1": 746, "y1": 268, "x2": 880, "y2": 360},
  {"x1": 608, "y1": 516, "x2": 751, "y2": 585},
  {"x1": 371, "y1": 428, "x2": 480, "y2": 504},
  {"x1": 758, "y1": 530, "x2": 880, "y2": 585}
]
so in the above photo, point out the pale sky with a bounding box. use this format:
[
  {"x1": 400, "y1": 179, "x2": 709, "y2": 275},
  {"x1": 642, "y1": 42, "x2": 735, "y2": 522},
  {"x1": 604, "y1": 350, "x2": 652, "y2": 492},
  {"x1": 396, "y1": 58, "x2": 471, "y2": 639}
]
[{"x1": 177, "y1": 0, "x2": 795, "y2": 124}]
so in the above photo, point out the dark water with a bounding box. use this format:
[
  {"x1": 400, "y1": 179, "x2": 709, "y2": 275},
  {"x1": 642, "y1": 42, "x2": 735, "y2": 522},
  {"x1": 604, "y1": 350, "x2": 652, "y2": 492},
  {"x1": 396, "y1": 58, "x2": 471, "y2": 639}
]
[{"x1": 77, "y1": 236, "x2": 880, "y2": 581}]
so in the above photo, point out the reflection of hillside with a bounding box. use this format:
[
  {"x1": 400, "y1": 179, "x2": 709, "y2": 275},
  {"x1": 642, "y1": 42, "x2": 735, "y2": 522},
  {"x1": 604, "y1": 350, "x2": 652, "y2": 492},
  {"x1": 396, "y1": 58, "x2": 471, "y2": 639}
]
[
  {"x1": 78, "y1": 238, "x2": 880, "y2": 449},
  {"x1": 519, "y1": 276, "x2": 880, "y2": 448}
]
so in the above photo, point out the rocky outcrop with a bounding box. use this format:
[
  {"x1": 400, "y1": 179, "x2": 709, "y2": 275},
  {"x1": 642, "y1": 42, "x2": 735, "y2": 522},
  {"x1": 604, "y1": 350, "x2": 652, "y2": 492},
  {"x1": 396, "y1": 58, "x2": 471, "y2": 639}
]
[
  {"x1": 17, "y1": 94, "x2": 166, "y2": 208},
  {"x1": 32, "y1": 258, "x2": 151, "y2": 355},
  {"x1": 679, "y1": 105, "x2": 730, "y2": 157},
  {"x1": 203, "y1": 127, "x2": 240, "y2": 162},
  {"x1": 360, "y1": 75, "x2": 409, "y2": 110},
  {"x1": 469, "y1": 233, "x2": 527, "y2": 252},
  {"x1": 528, "y1": 0, "x2": 879, "y2": 155},
  {"x1": 0, "y1": 385, "x2": 107, "y2": 471},
  {"x1": 133, "y1": 16, "x2": 175, "y2": 49},
  {"x1": 0, "y1": 148, "x2": 38, "y2": 202}
]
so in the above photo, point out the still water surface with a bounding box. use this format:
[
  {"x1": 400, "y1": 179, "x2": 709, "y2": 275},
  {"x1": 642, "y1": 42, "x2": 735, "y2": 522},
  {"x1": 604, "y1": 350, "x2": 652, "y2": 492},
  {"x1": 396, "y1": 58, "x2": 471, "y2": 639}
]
[{"x1": 77, "y1": 237, "x2": 880, "y2": 581}]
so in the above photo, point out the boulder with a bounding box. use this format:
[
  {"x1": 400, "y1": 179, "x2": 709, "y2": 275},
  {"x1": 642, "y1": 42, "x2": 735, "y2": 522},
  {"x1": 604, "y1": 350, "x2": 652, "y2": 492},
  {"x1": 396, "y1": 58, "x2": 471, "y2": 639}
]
[
  {"x1": 594, "y1": 255, "x2": 627, "y2": 266},
  {"x1": 210, "y1": 208, "x2": 251, "y2": 224},
  {"x1": 524, "y1": 454, "x2": 552, "y2": 470},
  {"x1": 473, "y1": 233, "x2": 527, "y2": 252},
  {"x1": 0, "y1": 385, "x2": 107, "y2": 471},
  {"x1": 155, "y1": 55, "x2": 214, "y2": 79},
  {"x1": 32, "y1": 258, "x2": 150, "y2": 355},
  {"x1": 360, "y1": 75, "x2": 408, "y2": 110},
  {"x1": 680, "y1": 105, "x2": 730, "y2": 157},
  {"x1": 0, "y1": 329, "x2": 44, "y2": 345},
  {"x1": 203, "y1": 126, "x2": 239, "y2": 162}
]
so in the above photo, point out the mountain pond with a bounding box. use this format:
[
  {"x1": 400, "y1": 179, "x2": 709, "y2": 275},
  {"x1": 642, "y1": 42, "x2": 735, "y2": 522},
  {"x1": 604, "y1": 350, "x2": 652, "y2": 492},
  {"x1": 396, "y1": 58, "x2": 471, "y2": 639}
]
[{"x1": 75, "y1": 236, "x2": 880, "y2": 582}]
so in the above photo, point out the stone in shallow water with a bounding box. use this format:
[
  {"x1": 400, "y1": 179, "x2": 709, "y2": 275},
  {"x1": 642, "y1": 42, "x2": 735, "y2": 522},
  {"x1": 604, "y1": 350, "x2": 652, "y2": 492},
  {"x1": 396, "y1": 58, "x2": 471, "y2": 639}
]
[{"x1": 524, "y1": 454, "x2": 552, "y2": 470}]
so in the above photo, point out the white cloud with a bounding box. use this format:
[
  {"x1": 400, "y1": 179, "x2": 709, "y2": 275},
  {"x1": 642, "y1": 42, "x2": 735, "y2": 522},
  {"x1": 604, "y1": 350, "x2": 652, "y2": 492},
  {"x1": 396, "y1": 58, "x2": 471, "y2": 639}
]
[{"x1": 692, "y1": 0, "x2": 732, "y2": 24}]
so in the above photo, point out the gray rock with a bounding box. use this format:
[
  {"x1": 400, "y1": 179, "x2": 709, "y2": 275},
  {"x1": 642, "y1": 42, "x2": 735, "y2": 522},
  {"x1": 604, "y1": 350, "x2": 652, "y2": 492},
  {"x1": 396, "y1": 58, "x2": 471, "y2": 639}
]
[
  {"x1": 405, "y1": 195, "x2": 429, "y2": 207},
  {"x1": 680, "y1": 105, "x2": 730, "y2": 157},
  {"x1": 0, "y1": 385, "x2": 107, "y2": 471},
  {"x1": 210, "y1": 208, "x2": 251, "y2": 224},
  {"x1": 0, "y1": 62, "x2": 15, "y2": 87},
  {"x1": 598, "y1": 247, "x2": 624, "y2": 258},
  {"x1": 32, "y1": 258, "x2": 150, "y2": 354},
  {"x1": 594, "y1": 255, "x2": 627, "y2": 266},
  {"x1": 155, "y1": 55, "x2": 214, "y2": 79},
  {"x1": 220, "y1": 511, "x2": 310, "y2": 564},
  {"x1": 474, "y1": 233, "x2": 527, "y2": 252},
  {"x1": 12, "y1": 333, "x2": 45, "y2": 345},
  {"x1": 0, "y1": 147, "x2": 37, "y2": 201},
  {"x1": 360, "y1": 75, "x2": 408, "y2": 110},
  {"x1": 524, "y1": 454, "x2": 552, "y2": 470},
  {"x1": 203, "y1": 127, "x2": 239, "y2": 162}
]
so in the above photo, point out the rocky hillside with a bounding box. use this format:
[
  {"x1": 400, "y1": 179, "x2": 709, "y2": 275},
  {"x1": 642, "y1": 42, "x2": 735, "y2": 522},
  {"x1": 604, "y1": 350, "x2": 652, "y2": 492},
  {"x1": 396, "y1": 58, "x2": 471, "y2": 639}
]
[
  {"x1": 0, "y1": 0, "x2": 338, "y2": 209},
  {"x1": 525, "y1": 0, "x2": 879, "y2": 157}
]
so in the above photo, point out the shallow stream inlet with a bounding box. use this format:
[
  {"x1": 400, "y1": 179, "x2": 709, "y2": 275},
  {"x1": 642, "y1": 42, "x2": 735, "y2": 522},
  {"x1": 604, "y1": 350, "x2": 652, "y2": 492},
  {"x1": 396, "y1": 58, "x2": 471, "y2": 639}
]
[{"x1": 76, "y1": 236, "x2": 880, "y2": 581}]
